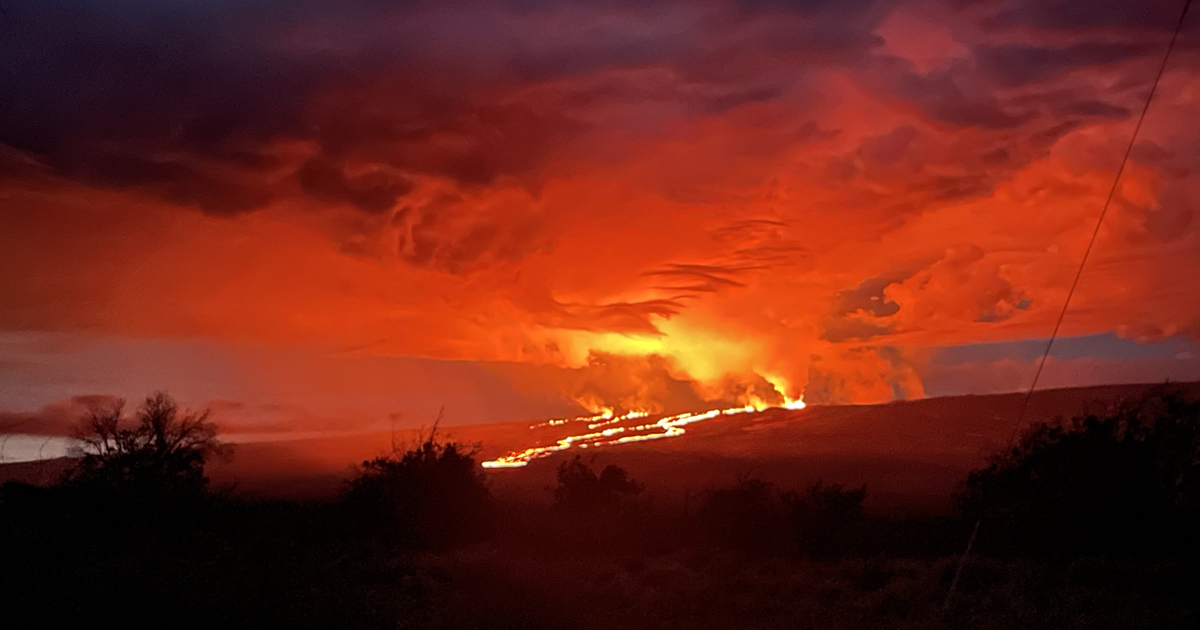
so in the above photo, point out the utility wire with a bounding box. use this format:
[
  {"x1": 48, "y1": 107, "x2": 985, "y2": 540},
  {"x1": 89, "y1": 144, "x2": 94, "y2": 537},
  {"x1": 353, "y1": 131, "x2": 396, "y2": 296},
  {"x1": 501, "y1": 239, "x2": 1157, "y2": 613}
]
[{"x1": 942, "y1": 0, "x2": 1194, "y2": 615}]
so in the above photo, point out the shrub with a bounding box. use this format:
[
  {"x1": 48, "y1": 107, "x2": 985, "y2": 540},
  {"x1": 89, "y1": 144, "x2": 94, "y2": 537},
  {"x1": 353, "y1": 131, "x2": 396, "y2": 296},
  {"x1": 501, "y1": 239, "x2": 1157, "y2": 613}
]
[
  {"x1": 344, "y1": 424, "x2": 491, "y2": 549},
  {"x1": 696, "y1": 475, "x2": 788, "y2": 553},
  {"x1": 956, "y1": 386, "x2": 1200, "y2": 557},
  {"x1": 784, "y1": 481, "x2": 867, "y2": 559},
  {"x1": 552, "y1": 455, "x2": 643, "y2": 518}
]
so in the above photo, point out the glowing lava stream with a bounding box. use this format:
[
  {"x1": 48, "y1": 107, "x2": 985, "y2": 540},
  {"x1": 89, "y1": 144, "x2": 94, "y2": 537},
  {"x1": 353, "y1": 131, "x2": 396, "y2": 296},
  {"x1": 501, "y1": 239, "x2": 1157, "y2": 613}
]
[{"x1": 481, "y1": 398, "x2": 806, "y2": 469}]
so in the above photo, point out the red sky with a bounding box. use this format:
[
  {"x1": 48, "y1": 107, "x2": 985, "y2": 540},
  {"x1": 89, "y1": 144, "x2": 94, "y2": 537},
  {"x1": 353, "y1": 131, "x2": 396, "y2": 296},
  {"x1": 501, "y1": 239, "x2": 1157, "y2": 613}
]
[{"x1": 3, "y1": 0, "x2": 1200, "y2": 444}]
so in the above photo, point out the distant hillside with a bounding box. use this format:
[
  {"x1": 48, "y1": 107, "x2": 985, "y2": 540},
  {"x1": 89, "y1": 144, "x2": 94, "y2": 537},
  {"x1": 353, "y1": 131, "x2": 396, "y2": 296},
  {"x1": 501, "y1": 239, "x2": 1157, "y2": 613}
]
[
  {"x1": 470, "y1": 380, "x2": 1200, "y2": 513},
  {"x1": 0, "y1": 457, "x2": 74, "y2": 486},
  {"x1": 6, "y1": 381, "x2": 1198, "y2": 511}
]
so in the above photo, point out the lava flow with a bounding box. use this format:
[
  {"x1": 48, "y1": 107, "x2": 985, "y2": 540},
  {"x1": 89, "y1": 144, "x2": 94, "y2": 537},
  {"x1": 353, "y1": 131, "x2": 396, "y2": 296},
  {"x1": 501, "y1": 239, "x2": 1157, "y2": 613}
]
[{"x1": 481, "y1": 398, "x2": 806, "y2": 469}]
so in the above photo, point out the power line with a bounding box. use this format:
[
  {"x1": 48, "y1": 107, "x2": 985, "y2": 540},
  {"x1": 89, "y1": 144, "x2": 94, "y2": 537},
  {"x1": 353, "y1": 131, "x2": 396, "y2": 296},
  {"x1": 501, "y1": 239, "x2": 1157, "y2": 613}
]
[
  {"x1": 1004, "y1": 0, "x2": 1194, "y2": 452},
  {"x1": 942, "y1": 0, "x2": 1194, "y2": 615}
]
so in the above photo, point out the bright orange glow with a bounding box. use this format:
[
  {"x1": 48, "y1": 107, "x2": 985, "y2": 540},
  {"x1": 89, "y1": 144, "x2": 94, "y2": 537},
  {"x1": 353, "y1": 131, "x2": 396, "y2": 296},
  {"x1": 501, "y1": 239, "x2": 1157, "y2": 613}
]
[
  {"x1": 482, "y1": 396, "x2": 805, "y2": 468},
  {"x1": 5, "y1": 0, "x2": 1200, "y2": 447}
]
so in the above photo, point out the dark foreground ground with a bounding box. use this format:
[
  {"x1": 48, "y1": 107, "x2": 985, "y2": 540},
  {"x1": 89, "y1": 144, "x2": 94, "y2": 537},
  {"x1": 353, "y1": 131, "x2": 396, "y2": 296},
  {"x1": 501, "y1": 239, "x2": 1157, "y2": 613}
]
[
  {"x1": 412, "y1": 545, "x2": 1198, "y2": 630},
  {"x1": 3, "y1": 493, "x2": 1197, "y2": 630}
]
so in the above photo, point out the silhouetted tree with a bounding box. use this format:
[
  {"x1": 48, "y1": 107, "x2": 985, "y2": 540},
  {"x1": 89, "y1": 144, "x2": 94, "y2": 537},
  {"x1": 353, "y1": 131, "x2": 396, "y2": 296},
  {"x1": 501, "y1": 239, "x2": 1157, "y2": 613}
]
[
  {"x1": 552, "y1": 455, "x2": 643, "y2": 518},
  {"x1": 63, "y1": 392, "x2": 230, "y2": 502},
  {"x1": 345, "y1": 422, "x2": 491, "y2": 549},
  {"x1": 956, "y1": 387, "x2": 1200, "y2": 557}
]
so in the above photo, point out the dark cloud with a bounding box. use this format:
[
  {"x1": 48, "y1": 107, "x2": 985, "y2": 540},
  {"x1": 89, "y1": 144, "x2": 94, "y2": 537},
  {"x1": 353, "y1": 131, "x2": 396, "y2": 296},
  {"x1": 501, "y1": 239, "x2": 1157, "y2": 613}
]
[
  {"x1": 692, "y1": 85, "x2": 786, "y2": 115},
  {"x1": 1132, "y1": 140, "x2": 1178, "y2": 163},
  {"x1": 821, "y1": 272, "x2": 913, "y2": 342},
  {"x1": 892, "y1": 63, "x2": 1036, "y2": 129},
  {"x1": 862, "y1": 31, "x2": 1165, "y2": 204},
  {"x1": 986, "y1": 0, "x2": 1187, "y2": 32},
  {"x1": 975, "y1": 41, "x2": 1157, "y2": 86},
  {"x1": 1131, "y1": 140, "x2": 1195, "y2": 180},
  {"x1": 1061, "y1": 99, "x2": 1132, "y2": 119},
  {"x1": 65, "y1": 151, "x2": 273, "y2": 215},
  {"x1": 0, "y1": 0, "x2": 587, "y2": 213},
  {"x1": 868, "y1": 54, "x2": 1037, "y2": 134},
  {"x1": 0, "y1": 394, "x2": 120, "y2": 437},
  {"x1": 1, "y1": 0, "x2": 901, "y2": 216},
  {"x1": 846, "y1": 123, "x2": 1016, "y2": 205},
  {"x1": 0, "y1": 1, "x2": 333, "y2": 212},
  {"x1": 297, "y1": 158, "x2": 412, "y2": 215},
  {"x1": 832, "y1": 275, "x2": 905, "y2": 318},
  {"x1": 2, "y1": 0, "x2": 1189, "y2": 223},
  {"x1": 504, "y1": 28, "x2": 689, "y2": 84},
  {"x1": 310, "y1": 89, "x2": 589, "y2": 187},
  {"x1": 732, "y1": 0, "x2": 893, "y2": 20},
  {"x1": 872, "y1": 21, "x2": 1169, "y2": 147}
]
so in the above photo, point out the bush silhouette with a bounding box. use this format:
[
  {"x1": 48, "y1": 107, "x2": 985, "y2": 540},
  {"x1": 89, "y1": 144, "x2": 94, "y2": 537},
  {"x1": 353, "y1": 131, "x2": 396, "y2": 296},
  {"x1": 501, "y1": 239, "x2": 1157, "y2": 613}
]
[
  {"x1": 696, "y1": 475, "x2": 788, "y2": 552},
  {"x1": 552, "y1": 455, "x2": 643, "y2": 518},
  {"x1": 784, "y1": 481, "x2": 867, "y2": 559},
  {"x1": 956, "y1": 387, "x2": 1200, "y2": 557},
  {"x1": 344, "y1": 423, "x2": 491, "y2": 549},
  {"x1": 63, "y1": 392, "x2": 230, "y2": 504}
]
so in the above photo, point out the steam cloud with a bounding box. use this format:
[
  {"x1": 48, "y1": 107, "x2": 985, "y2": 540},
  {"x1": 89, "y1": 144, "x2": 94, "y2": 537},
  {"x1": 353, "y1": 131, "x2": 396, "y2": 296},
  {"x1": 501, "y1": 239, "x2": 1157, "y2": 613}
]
[{"x1": 3, "y1": 0, "x2": 1200, "y2": 416}]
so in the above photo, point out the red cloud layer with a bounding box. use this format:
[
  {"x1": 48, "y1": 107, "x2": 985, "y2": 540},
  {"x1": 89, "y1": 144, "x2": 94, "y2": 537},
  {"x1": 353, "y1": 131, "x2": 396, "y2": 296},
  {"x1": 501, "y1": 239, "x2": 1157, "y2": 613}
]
[{"x1": 2, "y1": 0, "x2": 1199, "y2": 412}]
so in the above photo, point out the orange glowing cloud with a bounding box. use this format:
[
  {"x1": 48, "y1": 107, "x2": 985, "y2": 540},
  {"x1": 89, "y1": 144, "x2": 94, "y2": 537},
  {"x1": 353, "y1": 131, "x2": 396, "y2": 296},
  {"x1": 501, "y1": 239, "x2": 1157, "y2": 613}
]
[{"x1": 3, "y1": 0, "x2": 1200, "y2": 427}]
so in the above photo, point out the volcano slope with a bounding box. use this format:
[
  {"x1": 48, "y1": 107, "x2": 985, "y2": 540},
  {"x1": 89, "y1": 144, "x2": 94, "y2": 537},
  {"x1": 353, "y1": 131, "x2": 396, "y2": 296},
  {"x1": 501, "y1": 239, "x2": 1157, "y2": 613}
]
[
  {"x1": 476, "y1": 381, "x2": 1200, "y2": 512},
  {"x1": 189, "y1": 381, "x2": 1200, "y2": 511}
]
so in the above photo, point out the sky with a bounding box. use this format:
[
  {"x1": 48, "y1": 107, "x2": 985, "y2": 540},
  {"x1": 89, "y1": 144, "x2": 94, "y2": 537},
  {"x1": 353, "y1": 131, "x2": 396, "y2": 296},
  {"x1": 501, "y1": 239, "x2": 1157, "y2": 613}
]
[{"x1": 3, "y1": 0, "x2": 1200, "y2": 450}]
